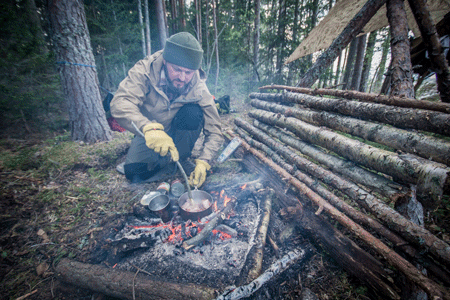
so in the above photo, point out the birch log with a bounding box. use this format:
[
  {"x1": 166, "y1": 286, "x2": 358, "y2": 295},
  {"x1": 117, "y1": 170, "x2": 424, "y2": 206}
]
[
  {"x1": 234, "y1": 120, "x2": 450, "y2": 269},
  {"x1": 229, "y1": 130, "x2": 450, "y2": 300},
  {"x1": 249, "y1": 109, "x2": 450, "y2": 210},
  {"x1": 251, "y1": 98, "x2": 450, "y2": 165},
  {"x1": 249, "y1": 91, "x2": 450, "y2": 137},
  {"x1": 259, "y1": 85, "x2": 450, "y2": 113}
]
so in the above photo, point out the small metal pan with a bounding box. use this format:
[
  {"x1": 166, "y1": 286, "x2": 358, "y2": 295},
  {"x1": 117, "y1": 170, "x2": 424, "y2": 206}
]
[{"x1": 178, "y1": 190, "x2": 213, "y2": 221}]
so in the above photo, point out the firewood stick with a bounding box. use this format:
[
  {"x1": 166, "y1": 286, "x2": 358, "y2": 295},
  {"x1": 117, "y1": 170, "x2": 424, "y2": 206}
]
[
  {"x1": 267, "y1": 235, "x2": 280, "y2": 258},
  {"x1": 258, "y1": 84, "x2": 450, "y2": 113},
  {"x1": 228, "y1": 129, "x2": 450, "y2": 300},
  {"x1": 246, "y1": 189, "x2": 273, "y2": 282},
  {"x1": 251, "y1": 98, "x2": 450, "y2": 166}
]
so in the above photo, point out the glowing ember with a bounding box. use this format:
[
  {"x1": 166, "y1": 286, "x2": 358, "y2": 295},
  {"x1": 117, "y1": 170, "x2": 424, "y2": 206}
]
[
  {"x1": 223, "y1": 195, "x2": 232, "y2": 207},
  {"x1": 212, "y1": 229, "x2": 233, "y2": 240},
  {"x1": 213, "y1": 201, "x2": 218, "y2": 211},
  {"x1": 241, "y1": 183, "x2": 247, "y2": 190}
]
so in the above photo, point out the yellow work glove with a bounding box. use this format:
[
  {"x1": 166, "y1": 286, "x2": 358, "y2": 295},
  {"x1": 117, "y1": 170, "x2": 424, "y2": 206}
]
[
  {"x1": 189, "y1": 159, "x2": 211, "y2": 187},
  {"x1": 142, "y1": 123, "x2": 179, "y2": 162}
]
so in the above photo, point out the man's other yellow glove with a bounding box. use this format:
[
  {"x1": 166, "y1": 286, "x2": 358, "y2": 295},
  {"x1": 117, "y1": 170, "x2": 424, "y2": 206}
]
[
  {"x1": 142, "y1": 123, "x2": 179, "y2": 161},
  {"x1": 189, "y1": 159, "x2": 211, "y2": 187}
]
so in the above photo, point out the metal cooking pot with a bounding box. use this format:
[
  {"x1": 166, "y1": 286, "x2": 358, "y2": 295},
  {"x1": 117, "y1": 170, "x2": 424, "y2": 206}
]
[
  {"x1": 178, "y1": 190, "x2": 213, "y2": 221},
  {"x1": 148, "y1": 194, "x2": 172, "y2": 222}
]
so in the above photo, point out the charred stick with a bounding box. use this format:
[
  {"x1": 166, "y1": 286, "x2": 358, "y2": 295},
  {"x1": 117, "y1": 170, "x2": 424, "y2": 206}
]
[
  {"x1": 246, "y1": 189, "x2": 273, "y2": 282},
  {"x1": 248, "y1": 108, "x2": 450, "y2": 211},
  {"x1": 182, "y1": 200, "x2": 235, "y2": 250},
  {"x1": 258, "y1": 84, "x2": 450, "y2": 113},
  {"x1": 267, "y1": 235, "x2": 280, "y2": 258},
  {"x1": 251, "y1": 98, "x2": 450, "y2": 166},
  {"x1": 229, "y1": 129, "x2": 450, "y2": 300}
]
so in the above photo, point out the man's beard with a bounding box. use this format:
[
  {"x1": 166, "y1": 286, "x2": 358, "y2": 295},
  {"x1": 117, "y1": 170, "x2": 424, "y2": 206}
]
[{"x1": 164, "y1": 64, "x2": 190, "y2": 95}]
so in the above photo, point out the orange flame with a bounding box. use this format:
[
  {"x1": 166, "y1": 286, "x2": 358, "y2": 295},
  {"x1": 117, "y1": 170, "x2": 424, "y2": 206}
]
[
  {"x1": 223, "y1": 195, "x2": 232, "y2": 207},
  {"x1": 212, "y1": 229, "x2": 233, "y2": 240},
  {"x1": 241, "y1": 183, "x2": 247, "y2": 190},
  {"x1": 213, "y1": 201, "x2": 218, "y2": 212},
  {"x1": 219, "y1": 189, "x2": 225, "y2": 198}
]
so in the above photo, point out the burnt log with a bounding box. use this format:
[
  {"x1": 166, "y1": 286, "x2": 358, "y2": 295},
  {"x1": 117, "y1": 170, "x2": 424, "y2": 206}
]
[
  {"x1": 249, "y1": 91, "x2": 450, "y2": 137},
  {"x1": 252, "y1": 120, "x2": 409, "y2": 202},
  {"x1": 251, "y1": 98, "x2": 450, "y2": 165},
  {"x1": 295, "y1": 0, "x2": 387, "y2": 87},
  {"x1": 55, "y1": 258, "x2": 216, "y2": 300},
  {"x1": 258, "y1": 85, "x2": 450, "y2": 113},
  {"x1": 228, "y1": 130, "x2": 450, "y2": 300},
  {"x1": 249, "y1": 108, "x2": 450, "y2": 210}
]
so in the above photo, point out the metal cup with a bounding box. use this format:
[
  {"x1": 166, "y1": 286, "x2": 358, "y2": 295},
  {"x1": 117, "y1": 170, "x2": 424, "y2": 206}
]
[{"x1": 148, "y1": 194, "x2": 173, "y2": 222}]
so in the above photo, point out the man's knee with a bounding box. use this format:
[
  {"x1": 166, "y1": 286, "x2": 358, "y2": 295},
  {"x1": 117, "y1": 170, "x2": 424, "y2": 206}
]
[{"x1": 172, "y1": 104, "x2": 204, "y2": 130}]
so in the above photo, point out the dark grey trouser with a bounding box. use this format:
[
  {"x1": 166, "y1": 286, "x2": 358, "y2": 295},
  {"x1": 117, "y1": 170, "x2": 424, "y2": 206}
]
[{"x1": 124, "y1": 104, "x2": 203, "y2": 183}]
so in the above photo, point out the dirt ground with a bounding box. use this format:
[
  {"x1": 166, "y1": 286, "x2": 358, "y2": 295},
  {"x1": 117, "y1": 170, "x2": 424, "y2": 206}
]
[{"x1": 1, "y1": 98, "x2": 446, "y2": 300}]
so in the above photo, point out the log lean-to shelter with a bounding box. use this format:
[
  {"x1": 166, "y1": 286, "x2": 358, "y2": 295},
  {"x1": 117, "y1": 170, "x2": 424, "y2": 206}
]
[
  {"x1": 239, "y1": 0, "x2": 450, "y2": 298},
  {"x1": 54, "y1": 1, "x2": 450, "y2": 299}
]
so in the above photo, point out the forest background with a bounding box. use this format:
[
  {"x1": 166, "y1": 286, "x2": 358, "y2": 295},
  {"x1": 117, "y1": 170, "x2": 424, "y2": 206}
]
[{"x1": 0, "y1": 0, "x2": 415, "y2": 139}]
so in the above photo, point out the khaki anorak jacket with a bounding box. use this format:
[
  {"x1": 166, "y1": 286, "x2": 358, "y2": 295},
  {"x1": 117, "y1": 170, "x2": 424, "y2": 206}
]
[{"x1": 111, "y1": 51, "x2": 223, "y2": 163}]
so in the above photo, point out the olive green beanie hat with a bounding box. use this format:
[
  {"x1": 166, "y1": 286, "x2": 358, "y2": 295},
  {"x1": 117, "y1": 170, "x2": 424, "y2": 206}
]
[{"x1": 163, "y1": 32, "x2": 203, "y2": 70}]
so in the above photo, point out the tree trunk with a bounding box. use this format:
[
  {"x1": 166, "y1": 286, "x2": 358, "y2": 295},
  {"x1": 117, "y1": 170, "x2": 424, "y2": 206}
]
[
  {"x1": 373, "y1": 30, "x2": 390, "y2": 92},
  {"x1": 250, "y1": 98, "x2": 450, "y2": 165},
  {"x1": 296, "y1": 0, "x2": 387, "y2": 88},
  {"x1": 179, "y1": 0, "x2": 186, "y2": 30},
  {"x1": 144, "y1": 0, "x2": 151, "y2": 56},
  {"x1": 230, "y1": 130, "x2": 450, "y2": 300},
  {"x1": 137, "y1": 0, "x2": 146, "y2": 57},
  {"x1": 259, "y1": 84, "x2": 450, "y2": 113},
  {"x1": 252, "y1": 119, "x2": 409, "y2": 202},
  {"x1": 156, "y1": 0, "x2": 167, "y2": 49},
  {"x1": 253, "y1": 0, "x2": 261, "y2": 82},
  {"x1": 360, "y1": 30, "x2": 377, "y2": 92},
  {"x1": 350, "y1": 34, "x2": 367, "y2": 91},
  {"x1": 213, "y1": 0, "x2": 219, "y2": 95},
  {"x1": 194, "y1": 0, "x2": 202, "y2": 44},
  {"x1": 248, "y1": 108, "x2": 450, "y2": 210},
  {"x1": 342, "y1": 39, "x2": 357, "y2": 89},
  {"x1": 48, "y1": 0, "x2": 111, "y2": 143},
  {"x1": 250, "y1": 91, "x2": 450, "y2": 136},
  {"x1": 407, "y1": 0, "x2": 450, "y2": 102},
  {"x1": 55, "y1": 258, "x2": 216, "y2": 300},
  {"x1": 386, "y1": 0, "x2": 414, "y2": 98},
  {"x1": 170, "y1": 0, "x2": 178, "y2": 32},
  {"x1": 275, "y1": 0, "x2": 287, "y2": 83}
]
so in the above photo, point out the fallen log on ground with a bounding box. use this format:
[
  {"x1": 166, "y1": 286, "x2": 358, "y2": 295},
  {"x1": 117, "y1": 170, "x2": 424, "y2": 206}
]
[
  {"x1": 249, "y1": 91, "x2": 450, "y2": 137},
  {"x1": 234, "y1": 121, "x2": 450, "y2": 272},
  {"x1": 228, "y1": 130, "x2": 450, "y2": 300},
  {"x1": 249, "y1": 109, "x2": 450, "y2": 210},
  {"x1": 251, "y1": 98, "x2": 450, "y2": 165},
  {"x1": 253, "y1": 120, "x2": 409, "y2": 202},
  {"x1": 55, "y1": 258, "x2": 217, "y2": 300},
  {"x1": 258, "y1": 85, "x2": 450, "y2": 113}
]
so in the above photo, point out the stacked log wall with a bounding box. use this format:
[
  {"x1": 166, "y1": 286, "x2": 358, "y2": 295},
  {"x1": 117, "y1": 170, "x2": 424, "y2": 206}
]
[{"x1": 232, "y1": 88, "x2": 450, "y2": 300}]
